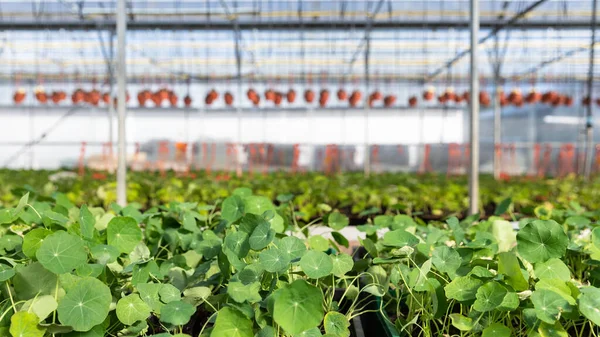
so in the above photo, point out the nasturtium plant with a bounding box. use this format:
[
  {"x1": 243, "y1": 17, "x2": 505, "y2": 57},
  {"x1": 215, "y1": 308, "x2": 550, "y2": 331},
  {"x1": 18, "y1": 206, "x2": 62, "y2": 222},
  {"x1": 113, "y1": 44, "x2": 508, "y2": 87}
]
[
  {"x1": 1, "y1": 178, "x2": 600, "y2": 337},
  {"x1": 331, "y1": 253, "x2": 353, "y2": 276},
  {"x1": 259, "y1": 247, "x2": 290, "y2": 273},
  {"x1": 107, "y1": 216, "x2": 143, "y2": 254},
  {"x1": 57, "y1": 277, "x2": 112, "y2": 331},
  {"x1": 481, "y1": 323, "x2": 511, "y2": 337},
  {"x1": 116, "y1": 294, "x2": 151, "y2": 325},
  {"x1": 382, "y1": 229, "x2": 419, "y2": 247},
  {"x1": 531, "y1": 289, "x2": 570, "y2": 323},
  {"x1": 10, "y1": 311, "x2": 46, "y2": 337},
  {"x1": 36, "y1": 231, "x2": 87, "y2": 274},
  {"x1": 444, "y1": 276, "x2": 482, "y2": 302},
  {"x1": 278, "y1": 236, "x2": 306, "y2": 260},
  {"x1": 324, "y1": 311, "x2": 350, "y2": 336},
  {"x1": 0, "y1": 264, "x2": 15, "y2": 281},
  {"x1": 431, "y1": 246, "x2": 461, "y2": 274},
  {"x1": 273, "y1": 280, "x2": 324, "y2": 335},
  {"x1": 160, "y1": 301, "x2": 195, "y2": 326},
  {"x1": 22, "y1": 227, "x2": 52, "y2": 258},
  {"x1": 577, "y1": 287, "x2": 600, "y2": 325},
  {"x1": 473, "y1": 282, "x2": 507, "y2": 312},
  {"x1": 212, "y1": 307, "x2": 254, "y2": 337},
  {"x1": 534, "y1": 258, "x2": 571, "y2": 281},
  {"x1": 517, "y1": 220, "x2": 568, "y2": 263},
  {"x1": 327, "y1": 211, "x2": 349, "y2": 231},
  {"x1": 90, "y1": 244, "x2": 120, "y2": 265},
  {"x1": 300, "y1": 250, "x2": 333, "y2": 279}
]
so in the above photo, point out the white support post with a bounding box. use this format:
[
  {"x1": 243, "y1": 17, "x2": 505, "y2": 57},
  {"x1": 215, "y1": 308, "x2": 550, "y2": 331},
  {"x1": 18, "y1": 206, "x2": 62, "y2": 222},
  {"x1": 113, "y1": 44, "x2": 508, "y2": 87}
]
[
  {"x1": 116, "y1": 0, "x2": 127, "y2": 206},
  {"x1": 469, "y1": 0, "x2": 480, "y2": 215}
]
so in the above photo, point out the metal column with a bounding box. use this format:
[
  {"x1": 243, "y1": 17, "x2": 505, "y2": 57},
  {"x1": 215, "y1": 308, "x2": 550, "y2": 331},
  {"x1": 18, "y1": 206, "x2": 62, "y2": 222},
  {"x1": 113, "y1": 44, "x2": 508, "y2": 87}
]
[
  {"x1": 116, "y1": 0, "x2": 127, "y2": 206},
  {"x1": 469, "y1": 0, "x2": 480, "y2": 215},
  {"x1": 584, "y1": 0, "x2": 598, "y2": 180},
  {"x1": 363, "y1": 31, "x2": 371, "y2": 176},
  {"x1": 234, "y1": 22, "x2": 243, "y2": 177},
  {"x1": 493, "y1": 85, "x2": 501, "y2": 179}
]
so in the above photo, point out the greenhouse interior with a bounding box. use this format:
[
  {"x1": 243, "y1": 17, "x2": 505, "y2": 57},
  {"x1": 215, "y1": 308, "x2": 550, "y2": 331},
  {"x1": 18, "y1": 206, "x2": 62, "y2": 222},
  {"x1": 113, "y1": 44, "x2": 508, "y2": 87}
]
[{"x1": 1, "y1": 1, "x2": 600, "y2": 337}]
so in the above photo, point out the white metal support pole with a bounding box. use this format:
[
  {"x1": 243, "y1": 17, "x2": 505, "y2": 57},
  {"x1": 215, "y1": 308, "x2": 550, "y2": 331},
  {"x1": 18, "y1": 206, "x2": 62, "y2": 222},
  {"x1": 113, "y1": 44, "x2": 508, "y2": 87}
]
[
  {"x1": 116, "y1": 0, "x2": 127, "y2": 206},
  {"x1": 234, "y1": 22, "x2": 243, "y2": 177},
  {"x1": 108, "y1": 30, "x2": 115, "y2": 157},
  {"x1": 493, "y1": 85, "x2": 501, "y2": 179},
  {"x1": 363, "y1": 32, "x2": 371, "y2": 176},
  {"x1": 584, "y1": 0, "x2": 598, "y2": 180},
  {"x1": 469, "y1": 0, "x2": 480, "y2": 215}
]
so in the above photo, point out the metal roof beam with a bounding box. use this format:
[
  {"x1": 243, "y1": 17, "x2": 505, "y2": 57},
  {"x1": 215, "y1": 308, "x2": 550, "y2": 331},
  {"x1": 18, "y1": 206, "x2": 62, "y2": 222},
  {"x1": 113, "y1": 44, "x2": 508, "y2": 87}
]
[
  {"x1": 426, "y1": 0, "x2": 549, "y2": 81},
  {"x1": 0, "y1": 18, "x2": 594, "y2": 30}
]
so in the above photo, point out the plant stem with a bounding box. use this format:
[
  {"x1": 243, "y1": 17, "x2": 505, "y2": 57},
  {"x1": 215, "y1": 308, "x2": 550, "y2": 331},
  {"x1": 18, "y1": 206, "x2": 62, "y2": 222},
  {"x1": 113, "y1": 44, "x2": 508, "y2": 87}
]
[{"x1": 5, "y1": 282, "x2": 15, "y2": 314}]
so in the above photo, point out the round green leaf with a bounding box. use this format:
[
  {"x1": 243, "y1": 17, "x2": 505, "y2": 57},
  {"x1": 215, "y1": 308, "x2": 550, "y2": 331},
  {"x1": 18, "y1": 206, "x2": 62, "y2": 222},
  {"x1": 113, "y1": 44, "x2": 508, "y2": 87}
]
[
  {"x1": 212, "y1": 307, "x2": 254, "y2": 337},
  {"x1": 578, "y1": 286, "x2": 600, "y2": 326},
  {"x1": 22, "y1": 228, "x2": 52, "y2": 258},
  {"x1": 227, "y1": 281, "x2": 262, "y2": 303},
  {"x1": 239, "y1": 213, "x2": 266, "y2": 234},
  {"x1": 255, "y1": 326, "x2": 276, "y2": 337},
  {"x1": 259, "y1": 248, "x2": 290, "y2": 273},
  {"x1": 249, "y1": 222, "x2": 275, "y2": 251},
  {"x1": 106, "y1": 216, "x2": 142, "y2": 254},
  {"x1": 449, "y1": 314, "x2": 473, "y2": 331},
  {"x1": 116, "y1": 294, "x2": 151, "y2": 325},
  {"x1": 221, "y1": 195, "x2": 245, "y2": 224},
  {"x1": 137, "y1": 283, "x2": 164, "y2": 314},
  {"x1": 273, "y1": 280, "x2": 324, "y2": 335},
  {"x1": 224, "y1": 232, "x2": 250, "y2": 258},
  {"x1": 160, "y1": 301, "x2": 195, "y2": 326},
  {"x1": 473, "y1": 282, "x2": 508, "y2": 312},
  {"x1": 238, "y1": 264, "x2": 264, "y2": 285},
  {"x1": 63, "y1": 324, "x2": 105, "y2": 337},
  {"x1": 57, "y1": 277, "x2": 111, "y2": 332},
  {"x1": 13, "y1": 262, "x2": 58, "y2": 300},
  {"x1": 517, "y1": 220, "x2": 568, "y2": 263},
  {"x1": 328, "y1": 212, "x2": 349, "y2": 231},
  {"x1": 538, "y1": 322, "x2": 568, "y2": 337},
  {"x1": 531, "y1": 289, "x2": 570, "y2": 324},
  {"x1": 382, "y1": 230, "x2": 419, "y2": 247},
  {"x1": 534, "y1": 258, "x2": 571, "y2": 281},
  {"x1": 481, "y1": 323, "x2": 511, "y2": 337},
  {"x1": 295, "y1": 327, "x2": 323, "y2": 337},
  {"x1": 244, "y1": 196, "x2": 274, "y2": 215},
  {"x1": 300, "y1": 251, "x2": 333, "y2": 279},
  {"x1": 159, "y1": 284, "x2": 181, "y2": 303},
  {"x1": 444, "y1": 276, "x2": 482, "y2": 302},
  {"x1": 432, "y1": 246, "x2": 461, "y2": 274},
  {"x1": 233, "y1": 187, "x2": 252, "y2": 197},
  {"x1": 90, "y1": 245, "x2": 120, "y2": 265},
  {"x1": 331, "y1": 253, "x2": 354, "y2": 277},
  {"x1": 278, "y1": 236, "x2": 306, "y2": 260},
  {"x1": 182, "y1": 286, "x2": 211, "y2": 306},
  {"x1": 10, "y1": 311, "x2": 46, "y2": 337},
  {"x1": 307, "y1": 236, "x2": 329, "y2": 252},
  {"x1": 324, "y1": 311, "x2": 349, "y2": 336},
  {"x1": 21, "y1": 295, "x2": 58, "y2": 322},
  {"x1": 499, "y1": 292, "x2": 520, "y2": 311},
  {"x1": 0, "y1": 235, "x2": 22, "y2": 253},
  {"x1": 268, "y1": 213, "x2": 285, "y2": 233},
  {"x1": 0, "y1": 264, "x2": 15, "y2": 282},
  {"x1": 36, "y1": 231, "x2": 87, "y2": 274}
]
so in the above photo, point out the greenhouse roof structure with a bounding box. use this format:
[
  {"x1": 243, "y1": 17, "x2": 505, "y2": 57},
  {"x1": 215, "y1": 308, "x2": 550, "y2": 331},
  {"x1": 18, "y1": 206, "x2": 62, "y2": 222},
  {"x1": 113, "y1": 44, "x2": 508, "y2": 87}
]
[{"x1": 0, "y1": 0, "x2": 598, "y2": 85}]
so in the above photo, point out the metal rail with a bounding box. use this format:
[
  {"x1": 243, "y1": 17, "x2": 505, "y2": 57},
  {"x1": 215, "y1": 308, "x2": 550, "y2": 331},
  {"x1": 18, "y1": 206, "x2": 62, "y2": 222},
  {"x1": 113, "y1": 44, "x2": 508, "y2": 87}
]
[
  {"x1": 0, "y1": 18, "x2": 593, "y2": 30},
  {"x1": 427, "y1": 0, "x2": 549, "y2": 81}
]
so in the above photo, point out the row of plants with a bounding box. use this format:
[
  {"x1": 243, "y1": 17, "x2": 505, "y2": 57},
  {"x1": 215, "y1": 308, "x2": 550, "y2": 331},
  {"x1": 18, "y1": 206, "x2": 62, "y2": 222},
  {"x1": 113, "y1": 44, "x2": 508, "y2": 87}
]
[
  {"x1": 0, "y1": 185, "x2": 599, "y2": 336},
  {"x1": 0, "y1": 170, "x2": 598, "y2": 220}
]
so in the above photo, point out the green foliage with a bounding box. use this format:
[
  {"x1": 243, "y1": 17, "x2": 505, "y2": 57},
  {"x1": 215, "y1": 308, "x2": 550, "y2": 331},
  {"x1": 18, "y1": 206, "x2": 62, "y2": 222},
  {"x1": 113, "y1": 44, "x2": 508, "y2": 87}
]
[{"x1": 0, "y1": 176, "x2": 598, "y2": 337}]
